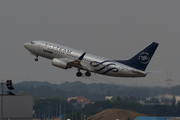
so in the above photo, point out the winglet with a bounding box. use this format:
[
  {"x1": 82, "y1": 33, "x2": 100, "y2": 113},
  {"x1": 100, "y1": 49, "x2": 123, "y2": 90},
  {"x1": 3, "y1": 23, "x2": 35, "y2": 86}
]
[
  {"x1": 67, "y1": 52, "x2": 88, "y2": 71},
  {"x1": 78, "y1": 52, "x2": 86, "y2": 61}
]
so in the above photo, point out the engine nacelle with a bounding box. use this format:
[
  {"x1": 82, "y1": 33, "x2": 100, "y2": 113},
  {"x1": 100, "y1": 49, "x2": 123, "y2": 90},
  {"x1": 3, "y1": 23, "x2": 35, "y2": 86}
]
[{"x1": 52, "y1": 58, "x2": 71, "y2": 69}]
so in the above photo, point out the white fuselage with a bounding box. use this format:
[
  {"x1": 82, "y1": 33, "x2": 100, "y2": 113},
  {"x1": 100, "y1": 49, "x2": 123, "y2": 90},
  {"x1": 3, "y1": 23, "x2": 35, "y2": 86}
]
[{"x1": 24, "y1": 40, "x2": 147, "y2": 77}]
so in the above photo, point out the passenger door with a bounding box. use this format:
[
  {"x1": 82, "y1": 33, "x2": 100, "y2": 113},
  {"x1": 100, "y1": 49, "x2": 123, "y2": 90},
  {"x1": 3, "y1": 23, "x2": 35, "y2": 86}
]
[{"x1": 38, "y1": 42, "x2": 44, "y2": 51}]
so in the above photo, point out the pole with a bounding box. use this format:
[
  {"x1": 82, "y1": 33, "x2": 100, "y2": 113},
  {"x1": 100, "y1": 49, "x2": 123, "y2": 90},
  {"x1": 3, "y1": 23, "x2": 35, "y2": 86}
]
[
  {"x1": 60, "y1": 100, "x2": 61, "y2": 117},
  {"x1": 64, "y1": 102, "x2": 65, "y2": 120},
  {"x1": 56, "y1": 105, "x2": 58, "y2": 117},
  {"x1": 81, "y1": 106, "x2": 82, "y2": 120},
  {"x1": 44, "y1": 108, "x2": 45, "y2": 120},
  {"x1": 1, "y1": 81, "x2": 3, "y2": 120},
  {"x1": 72, "y1": 106, "x2": 73, "y2": 120},
  {"x1": 49, "y1": 107, "x2": 50, "y2": 119}
]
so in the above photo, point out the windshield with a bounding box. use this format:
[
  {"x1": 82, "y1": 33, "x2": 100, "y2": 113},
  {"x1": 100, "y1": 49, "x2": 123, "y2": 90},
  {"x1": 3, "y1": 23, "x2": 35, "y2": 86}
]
[{"x1": 30, "y1": 41, "x2": 35, "y2": 44}]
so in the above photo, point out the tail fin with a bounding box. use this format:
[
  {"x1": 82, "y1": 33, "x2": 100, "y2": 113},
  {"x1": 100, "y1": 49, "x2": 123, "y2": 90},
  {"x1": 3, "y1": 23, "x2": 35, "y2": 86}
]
[{"x1": 116, "y1": 42, "x2": 159, "y2": 71}]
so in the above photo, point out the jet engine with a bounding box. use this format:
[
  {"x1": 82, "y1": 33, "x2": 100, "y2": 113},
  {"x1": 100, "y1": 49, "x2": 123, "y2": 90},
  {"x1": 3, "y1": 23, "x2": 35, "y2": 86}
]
[{"x1": 52, "y1": 58, "x2": 71, "y2": 69}]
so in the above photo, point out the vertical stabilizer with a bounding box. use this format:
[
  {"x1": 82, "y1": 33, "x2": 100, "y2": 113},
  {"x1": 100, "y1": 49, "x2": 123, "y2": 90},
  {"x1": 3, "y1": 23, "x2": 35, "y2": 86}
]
[{"x1": 116, "y1": 42, "x2": 159, "y2": 71}]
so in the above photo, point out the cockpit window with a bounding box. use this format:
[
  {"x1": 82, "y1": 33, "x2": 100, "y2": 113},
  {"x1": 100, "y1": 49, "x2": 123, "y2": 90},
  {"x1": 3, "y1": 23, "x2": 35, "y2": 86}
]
[{"x1": 30, "y1": 41, "x2": 35, "y2": 44}]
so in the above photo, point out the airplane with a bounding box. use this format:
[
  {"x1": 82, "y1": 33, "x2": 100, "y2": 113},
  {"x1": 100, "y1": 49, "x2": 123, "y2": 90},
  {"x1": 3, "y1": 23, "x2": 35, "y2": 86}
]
[{"x1": 24, "y1": 41, "x2": 159, "y2": 77}]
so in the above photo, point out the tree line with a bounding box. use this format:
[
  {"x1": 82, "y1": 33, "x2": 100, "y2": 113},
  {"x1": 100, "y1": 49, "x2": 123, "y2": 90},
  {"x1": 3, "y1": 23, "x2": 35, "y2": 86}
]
[{"x1": 7, "y1": 81, "x2": 180, "y2": 100}]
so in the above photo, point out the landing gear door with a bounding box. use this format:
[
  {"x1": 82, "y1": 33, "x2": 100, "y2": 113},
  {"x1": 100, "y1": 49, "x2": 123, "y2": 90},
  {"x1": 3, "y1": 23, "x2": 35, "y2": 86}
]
[{"x1": 38, "y1": 42, "x2": 44, "y2": 51}]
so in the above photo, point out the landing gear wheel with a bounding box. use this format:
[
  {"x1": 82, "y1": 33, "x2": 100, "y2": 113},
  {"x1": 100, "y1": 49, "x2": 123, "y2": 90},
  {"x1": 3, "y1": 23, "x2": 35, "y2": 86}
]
[
  {"x1": 76, "y1": 72, "x2": 82, "y2": 77},
  {"x1": 35, "y1": 58, "x2": 38, "y2": 61},
  {"x1": 85, "y1": 71, "x2": 91, "y2": 77}
]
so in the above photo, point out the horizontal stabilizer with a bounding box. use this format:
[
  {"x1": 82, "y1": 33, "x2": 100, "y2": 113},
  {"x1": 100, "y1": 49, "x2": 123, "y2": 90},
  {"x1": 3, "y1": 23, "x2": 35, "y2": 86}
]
[{"x1": 146, "y1": 71, "x2": 163, "y2": 74}]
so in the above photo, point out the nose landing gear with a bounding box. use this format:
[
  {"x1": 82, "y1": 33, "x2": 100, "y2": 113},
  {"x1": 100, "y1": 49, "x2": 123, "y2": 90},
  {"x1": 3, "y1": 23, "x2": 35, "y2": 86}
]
[{"x1": 35, "y1": 55, "x2": 38, "y2": 61}]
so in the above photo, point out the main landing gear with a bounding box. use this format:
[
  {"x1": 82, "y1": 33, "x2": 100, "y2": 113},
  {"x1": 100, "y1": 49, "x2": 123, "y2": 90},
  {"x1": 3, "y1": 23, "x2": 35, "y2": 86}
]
[
  {"x1": 76, "y1": 69, "x2": 91, "y2": 77},
  {"x1": 76, "y1": 71, "x2": 82, "y2": 77},
  {"x1": 85, "y1": 71, "x2": 91, "y2": 77}
]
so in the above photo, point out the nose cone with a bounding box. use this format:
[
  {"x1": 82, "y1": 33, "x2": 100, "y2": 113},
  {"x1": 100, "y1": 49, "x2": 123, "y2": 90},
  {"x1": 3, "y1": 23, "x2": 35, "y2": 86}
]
[{"x1": 23, "y1": 43, "x2": 30, "y2": 50}]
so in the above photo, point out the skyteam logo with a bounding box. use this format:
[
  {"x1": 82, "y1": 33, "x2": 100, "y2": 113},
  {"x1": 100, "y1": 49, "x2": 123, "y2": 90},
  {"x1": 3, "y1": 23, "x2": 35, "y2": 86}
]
[{"x1": 139, "y1": 52, "x2": 150, "y2": 64}]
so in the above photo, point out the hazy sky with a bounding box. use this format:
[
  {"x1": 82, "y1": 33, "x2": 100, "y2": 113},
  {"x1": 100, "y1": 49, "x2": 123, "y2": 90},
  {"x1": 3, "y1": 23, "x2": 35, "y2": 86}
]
[{"x1": 0, "y1": 0, "x2": 180, "y2": 86}]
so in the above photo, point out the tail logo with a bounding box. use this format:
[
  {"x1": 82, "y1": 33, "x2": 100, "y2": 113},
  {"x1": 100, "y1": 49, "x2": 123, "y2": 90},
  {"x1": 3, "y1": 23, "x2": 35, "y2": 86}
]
[{"x1": 138, "y1": 52, "x2": 150, "y2": 64}]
